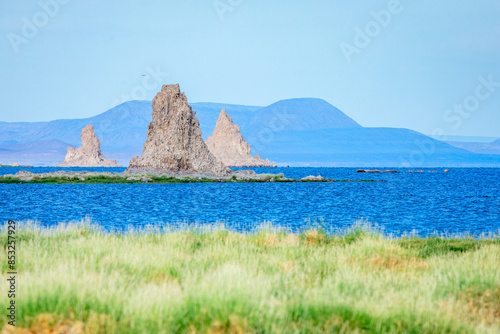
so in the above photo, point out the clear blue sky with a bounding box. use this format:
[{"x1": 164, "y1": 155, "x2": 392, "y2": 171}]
[{"x1": 1, "y1": 0, "x2": 499, "y2": 137}]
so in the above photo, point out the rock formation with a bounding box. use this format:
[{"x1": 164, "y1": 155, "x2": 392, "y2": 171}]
[
  {"x1": 301, "y1": 175, "x2": 324, "y2": 181},
  {"x1": 356, "y1": 169, "x2": 399, "y2": 173},
  {"x1": 57, "y1": 125, "x2": 122, "y2": 167},
  {"x1": 127, "y1": 84, "x2": 229, "y2": 175},
  {"x1": 206, "y1": 109, "x2": 277, "y2": 167}
]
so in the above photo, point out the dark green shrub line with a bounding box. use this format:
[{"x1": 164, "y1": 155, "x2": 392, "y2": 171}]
[{"x1": 0, "y1": 174, "x2": 380, "y2": 184}]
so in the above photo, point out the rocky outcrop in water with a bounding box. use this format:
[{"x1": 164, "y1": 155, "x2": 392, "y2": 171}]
[
  {"x1": 206, "y1": 109, "x2": 277, "y2": 167},
  {"x1": 57, "y1": 125, "x2": 121, "y2": 167},
  {"x1": 356, "y1": 169, "x2": 399, "y2": 173},
  {"x1": 301, "y1": 175, "x2": 324, "y2": 181},
  {"x1": 127, "y1": 84, "x2": 229, "y2": 175}
]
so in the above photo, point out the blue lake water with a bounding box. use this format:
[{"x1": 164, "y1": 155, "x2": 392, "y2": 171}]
[{"x1": 1, "y1": 167, "x2": 499, "y2": 236}]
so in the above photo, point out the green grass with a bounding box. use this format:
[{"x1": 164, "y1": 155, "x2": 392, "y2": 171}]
[
  {"x1": 1, "y1": 221, "x2": 499, "y2": 333},
  {"x1": 0, "y1": 174, "x2": 378, "y2": 184},
  {"x1": 0, "y1": 174, "x2": 214, "y2": 184}
]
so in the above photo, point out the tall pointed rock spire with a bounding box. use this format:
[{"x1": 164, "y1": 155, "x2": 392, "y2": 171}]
[
  {"x1": 127, "y1": 84, "x2": 229, "y2": 175},
  {"x1": 206, "y1": 109, "x2": 277, "y2": 167},
  {"x1": 57, "y1": 125, "x2": 121, "y2": 167}
]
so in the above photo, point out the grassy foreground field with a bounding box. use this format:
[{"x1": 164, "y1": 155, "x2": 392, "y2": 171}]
[{"x1": 1, "y1": 222, "x2": 499, "y2": 334}]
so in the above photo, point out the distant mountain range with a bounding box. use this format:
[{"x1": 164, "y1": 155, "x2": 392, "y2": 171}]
[
  {"x1": 1, "y1": 98, "x2": 499, "y2": 167},
  {"x1": 446, "y1": 139, "x2": 500, "y2": 155}
]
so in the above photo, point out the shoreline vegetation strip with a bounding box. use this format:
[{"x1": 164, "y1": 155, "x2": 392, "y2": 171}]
[{"x1": 0, "y1": 174, "x2": 382, "y2": 184}]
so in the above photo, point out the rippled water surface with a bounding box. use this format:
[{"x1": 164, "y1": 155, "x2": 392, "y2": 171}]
[{"x1": 1, "y1": 167, "x2": 499, "y2": 235}]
